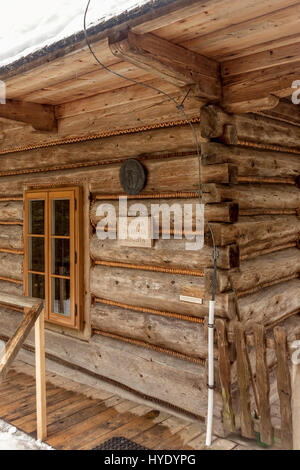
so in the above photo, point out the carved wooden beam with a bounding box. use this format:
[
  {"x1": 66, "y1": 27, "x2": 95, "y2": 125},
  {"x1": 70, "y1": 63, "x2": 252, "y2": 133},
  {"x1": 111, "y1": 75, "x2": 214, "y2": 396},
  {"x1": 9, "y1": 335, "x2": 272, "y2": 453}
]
[
  {"x1": 109, "y1": 31, "x2": 221, "y2": 102},
  {"x1": 224, "y1": 95, "x2": 279, "y2": 114},
  {"x1": 0, "y1": 99, "x2": 57, "y2": 131}
]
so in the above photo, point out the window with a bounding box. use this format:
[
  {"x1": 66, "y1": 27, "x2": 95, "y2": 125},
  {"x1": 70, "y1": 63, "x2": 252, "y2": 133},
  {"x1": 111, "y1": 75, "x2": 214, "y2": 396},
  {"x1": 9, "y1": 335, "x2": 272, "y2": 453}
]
[{"x1": 24, "y1": 188, "x2": 83, "y2": 329}]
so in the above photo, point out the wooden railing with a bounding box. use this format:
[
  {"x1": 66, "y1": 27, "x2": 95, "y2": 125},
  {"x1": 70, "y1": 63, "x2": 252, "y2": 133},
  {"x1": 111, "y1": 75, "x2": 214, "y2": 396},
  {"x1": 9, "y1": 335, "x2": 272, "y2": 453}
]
[
  {"x1": 0, "y1": 293, "x2": 46, "y2": 441},
  {"x1": 216, "y1": 319, "x2": 297, "y2": 450}
]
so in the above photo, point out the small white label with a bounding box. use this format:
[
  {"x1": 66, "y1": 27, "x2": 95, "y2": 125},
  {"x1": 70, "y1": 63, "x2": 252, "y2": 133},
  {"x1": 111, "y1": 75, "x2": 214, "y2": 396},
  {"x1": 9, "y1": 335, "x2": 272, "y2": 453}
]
[{"x1": 179, "y1": 295, "x2": 203, "y2": 305}]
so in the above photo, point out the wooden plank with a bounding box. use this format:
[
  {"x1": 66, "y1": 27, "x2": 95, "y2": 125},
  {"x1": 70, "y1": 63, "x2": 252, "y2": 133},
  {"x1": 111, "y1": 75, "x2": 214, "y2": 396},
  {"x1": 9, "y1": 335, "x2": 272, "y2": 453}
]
[
  {"x1": 35, "y1": 308, "x2": 47, "y2": 441},
  {"x1": 0, "y1": 300, "x2": 42, "y2": 380},
  {"x1": 234, "y1": 323, "x2": 254, "y2": 439},
  {"x1": 109, "y1": 32, "x2": 221, "y2": 101},
  {"x1": 222, "y1": 42, "x2": 300, "y2": 77},
  {"x1": 215, "y1": 319, "x2": 235, "y2": 433},
  {"x1": 253, "y1": 324, "x2": 273, "y2": 446},
  {"x1": 0, "y1": 99, "x2": 57, "y2": 131},
  {"x1": 0, "y1": 293, "x2": 41, "y2": 310},
  {"x1": 274, "y1": 326, "x2": 293, "y2": 450}
]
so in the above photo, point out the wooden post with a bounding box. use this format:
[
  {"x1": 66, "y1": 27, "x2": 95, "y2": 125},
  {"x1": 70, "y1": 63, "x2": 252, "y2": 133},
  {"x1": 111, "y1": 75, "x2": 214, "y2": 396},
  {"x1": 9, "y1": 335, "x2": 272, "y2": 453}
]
[
  {"x1": 274, "y1": 326, "x2": 293, "y2": 450},
  {"x1": 234, "y1": 323, "x2": 254, "y2": 439},
  {"x1": 292, "y1": 361, "x2": 300, "y2": 450},
  {"x1": 253, "y1": 323, "x2": 273, "y2": 446},
  {"x1": 35, "y1": 308, "x2": 47, "y2": 441},
  {"x1": 215, "y1": 319, "x2": 235, "y2": 433}
]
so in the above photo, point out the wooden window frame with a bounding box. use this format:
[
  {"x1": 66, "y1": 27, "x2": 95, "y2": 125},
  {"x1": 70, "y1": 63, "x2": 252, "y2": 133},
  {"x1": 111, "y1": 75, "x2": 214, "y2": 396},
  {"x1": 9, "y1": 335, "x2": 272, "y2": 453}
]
[{"x1": 24, "y1": 187, "x2": 83, "y2": 330}]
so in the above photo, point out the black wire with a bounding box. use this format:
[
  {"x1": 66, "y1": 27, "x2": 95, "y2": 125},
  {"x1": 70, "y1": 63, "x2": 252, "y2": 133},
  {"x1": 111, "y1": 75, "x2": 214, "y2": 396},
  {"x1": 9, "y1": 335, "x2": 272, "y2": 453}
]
[{"x1": 83, "y1": 0, "x2": 218, "y2": 298}]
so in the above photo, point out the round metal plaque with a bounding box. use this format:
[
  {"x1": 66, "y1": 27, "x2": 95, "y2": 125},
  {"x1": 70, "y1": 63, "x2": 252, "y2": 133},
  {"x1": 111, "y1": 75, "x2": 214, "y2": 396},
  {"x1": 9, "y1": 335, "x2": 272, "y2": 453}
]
[{"x1": 119, "y1": 159, "x2": 147, "y2": 195}]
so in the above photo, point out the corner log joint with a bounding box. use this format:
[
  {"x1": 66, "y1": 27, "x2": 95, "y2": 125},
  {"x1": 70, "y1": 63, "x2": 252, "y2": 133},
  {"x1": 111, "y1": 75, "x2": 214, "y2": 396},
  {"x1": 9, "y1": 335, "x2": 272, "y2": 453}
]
[
  {"x1": 0, "y1": 99, "x2": 57, "y2": 132},
  {"x1": 109, "y1": 31, "x2": 221, "y2": 102}
]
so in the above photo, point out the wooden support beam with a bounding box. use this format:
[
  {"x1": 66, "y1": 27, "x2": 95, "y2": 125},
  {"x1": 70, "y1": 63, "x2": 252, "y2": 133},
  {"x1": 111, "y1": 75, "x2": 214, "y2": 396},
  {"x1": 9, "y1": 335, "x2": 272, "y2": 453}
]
[
  {"x1": 234, "y1": 323, "x2": 254, "y2": 439},
  {"x1": 216, "y1": 319, "x2": 235, "y2": 434},
  {"x1": 109, "y1": 32, "x2": 221, "y2": 101},
  {"x1": 0, "y1": 99, "x2": 57, "y2": 131},
  {"x1": 35, "y1": 308, "x2": 47, "y2": 441},
  {"x1": 253, "y1": 324, "x2": 273, "y2": 446},
  {"x1": 274, "y1": 326, "x2": 293, "y2": 450}
]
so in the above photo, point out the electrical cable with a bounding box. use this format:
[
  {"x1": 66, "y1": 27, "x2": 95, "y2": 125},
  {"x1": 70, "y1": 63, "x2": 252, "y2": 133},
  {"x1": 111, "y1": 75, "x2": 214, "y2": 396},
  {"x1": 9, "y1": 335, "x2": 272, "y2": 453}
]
[{"x1": 83, "y1": 0, "x2": 218, "y2": 446}]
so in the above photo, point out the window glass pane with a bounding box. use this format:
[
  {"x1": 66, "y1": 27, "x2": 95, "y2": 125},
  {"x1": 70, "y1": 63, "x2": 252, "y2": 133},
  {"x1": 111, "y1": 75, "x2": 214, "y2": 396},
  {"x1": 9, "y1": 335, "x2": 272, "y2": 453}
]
[
  {"x1": 29, "y1": 200, "x2": 44, "y2": 235},
  {"x1": 29, "y1": 237, "x2": 44, "y2": 272},
  {"x1": 52, "y1": 278, "x2": 70, "y2": 317},
  {"x1": 29, "y1": 273, "x2": 45, "y2": 300},
  {"x1": 52, "y1": 238, "x2": 70, "y2": 276},
  {"x1": 52, "y1": 199, "x2": 70, "y2": 236}
]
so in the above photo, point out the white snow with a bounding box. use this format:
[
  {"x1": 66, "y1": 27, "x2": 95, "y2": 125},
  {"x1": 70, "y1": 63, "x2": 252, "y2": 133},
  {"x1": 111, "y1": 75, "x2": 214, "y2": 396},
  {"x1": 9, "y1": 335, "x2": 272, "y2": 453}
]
[
  {"x1": 0, "y1": 0, "x2": 151, "y2": 67},
  {"x1": 0, "y1": 419, "x2": 52, "y2": 450}
]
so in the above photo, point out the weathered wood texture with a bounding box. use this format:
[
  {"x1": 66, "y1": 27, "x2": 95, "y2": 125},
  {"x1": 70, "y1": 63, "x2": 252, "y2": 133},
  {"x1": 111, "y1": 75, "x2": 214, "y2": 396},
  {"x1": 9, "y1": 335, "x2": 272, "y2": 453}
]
[
  {"x1": 0, "y1": 123, "x2": 200, "y2": 159},
  {"x1": 0, "y1": 201, "x2": 23, "y2": 221},
  {"x1": 90, "y1": 236, "x2": 239, "y2": 270},
  {"x1": 234, "y1": 323, "x2": 254, "y2": 439},
  {"x1": 274, "y1": 327, "x2": 293, "y2": 450},
  {"x1": 0, "y1": 253, "x2": 23, "y2": 281},
  {"x1": 0, "y1": 307, "x2": 223, "y2": 421},
  {"x1": 206, "y1": 216, "x2": 300, "y2": 247},
  {"x1": 201, "y1": 141, "x2": 300, "y2": 179},
  {"x1": 215, "y1": 319, "x2": 235, "y2": 433},
  {"x1": 0, "y1": 225, "x2": 23, "y2": 251},
  {"x1": 201, "y1": 105, "x2": 300, "y2": 149},
  {"x1": 91, "y1": 303, "x2": 208, "y2": 359},
  {"x1": 253, "y1": 324, "x2": 273, "y2": 446},
  {"x1": 210, "y1": 248, "x2": 300, "y2": 295},
  {"x1": 91, "y1": 265, "x2": 235, "y2": 319},
  {"x1": 238, "y1": 279, "x2": 300, "y2": 326}
]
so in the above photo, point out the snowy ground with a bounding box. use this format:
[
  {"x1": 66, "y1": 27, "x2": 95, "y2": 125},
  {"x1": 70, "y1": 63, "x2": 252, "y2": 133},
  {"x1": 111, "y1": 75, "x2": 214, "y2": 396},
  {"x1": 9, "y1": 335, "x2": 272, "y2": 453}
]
[
  {"x1": 0, "y1": 419, "x2": 52, "y2": 450},
  {"x1": 0, "y1": 0, "x2": 151, "y2": 67}
]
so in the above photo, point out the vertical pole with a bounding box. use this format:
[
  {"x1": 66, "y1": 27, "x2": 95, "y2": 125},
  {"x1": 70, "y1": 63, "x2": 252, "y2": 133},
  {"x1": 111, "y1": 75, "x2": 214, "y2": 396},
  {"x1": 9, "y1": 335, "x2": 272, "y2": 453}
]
[
  {"x1": 292, "y1": 361, "x2": 300, "y2": 450},
  {"x1": 35, "y1": 308, "x2": 47, "y2": 441},
  {"x1": 274, "y1": 326, "x2": 293, "y2": 450}
]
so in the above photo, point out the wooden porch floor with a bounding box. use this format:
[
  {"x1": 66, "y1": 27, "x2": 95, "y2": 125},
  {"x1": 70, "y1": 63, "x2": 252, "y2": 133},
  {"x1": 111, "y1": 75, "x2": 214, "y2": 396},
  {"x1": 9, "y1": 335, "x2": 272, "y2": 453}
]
[{"x1": 0, "y1": 362, "x2": 261, "y2": 450}]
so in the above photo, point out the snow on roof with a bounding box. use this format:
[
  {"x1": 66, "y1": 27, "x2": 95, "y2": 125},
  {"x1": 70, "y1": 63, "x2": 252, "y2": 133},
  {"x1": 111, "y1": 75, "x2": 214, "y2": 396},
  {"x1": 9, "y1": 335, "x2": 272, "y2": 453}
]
[{"x1": 0, "y1": 0, "x2": 151, "y2": 68}]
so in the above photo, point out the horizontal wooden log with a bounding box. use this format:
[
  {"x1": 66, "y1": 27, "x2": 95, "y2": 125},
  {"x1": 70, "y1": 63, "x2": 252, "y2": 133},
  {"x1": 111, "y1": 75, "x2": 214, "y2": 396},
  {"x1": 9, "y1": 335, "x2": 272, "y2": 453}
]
[
  {"x1": 206, "y1": 248, "x2": 300, "y2": 295},
  {"x1": 58, "y1": 94, "x2": 200, "y2": 138},
  {"x1": 0, "y1": 307, "x2": 223, "y2": 421},
  {"x1": 209, "y1": 184, "x2": 300, "y2": 210},
  {"x1": 258, "y1": 100, "x2": 300, "y2": 127},
  {"x1": 0, "y1": 159, "x2": 221, "y2": 196},
  {"x1": 90, "y1": 236, "x2": 240, "y2": 270},
  {"x1": 91, "y1": 302, "x2": 209, "y2": 360},
  {"x1": 237, "y1": 279, "x2": 300, "y2": 326},
  {"x1": 91, "y1": 265, "x2": 236, "y2": 319},
  {"x1": 200, "y1": 105, "x2": 300, "y2": 149},
  {"x1": 0, "y1": 99, "x2": 57, "y2": 132},
  {"x1": 91, "y1": 199, "x2": 238, "y2": 225},
  {"x1": 201, "y1": 142, "x2": 300, "y2": 179},
  {"x1": 0, "y1": 280, "x2": 23, "y2": 297},
  {"x1": 0, "y1": 225, "x2": 23, "y2": 251},
  {"x1": 0, "y1": 253, "x2": 23, "y2": 281},
  {"x1": 240, "y1": 236, "x2": 299, "y2": 260},
  {"x1": 0, "y1": 124, "x2": 201, "y2": 161},
  {"x1": 205, "y1": 216, "x2": 300, "y2": 247},
  {"x1": 0, "y1": 201, "x2": 23, "y2": 221}
]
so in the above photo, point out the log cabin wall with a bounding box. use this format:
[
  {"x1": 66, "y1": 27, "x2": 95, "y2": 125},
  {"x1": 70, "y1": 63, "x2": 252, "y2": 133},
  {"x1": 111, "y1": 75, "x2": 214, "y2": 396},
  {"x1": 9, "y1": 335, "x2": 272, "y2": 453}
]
[
  {"x1": 0, "y1": 101, "x2": 299, "y2": 434},
  {"x1": 199, "y1": 105, "x2": 300, "y2": 339},
  {"x1": 0, "y1": 117, "x2": 226, "y2": 428}
]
